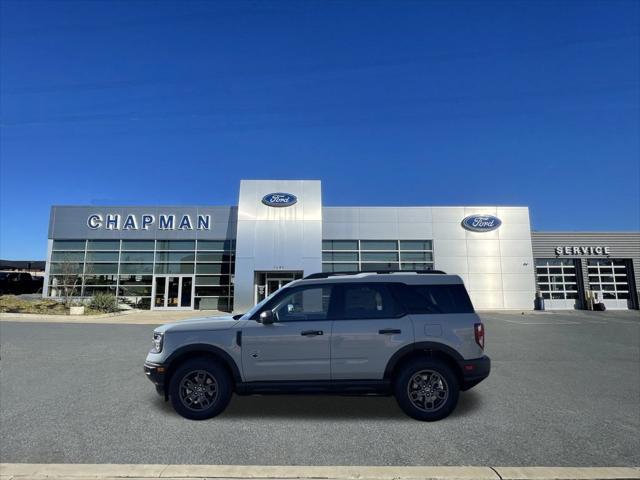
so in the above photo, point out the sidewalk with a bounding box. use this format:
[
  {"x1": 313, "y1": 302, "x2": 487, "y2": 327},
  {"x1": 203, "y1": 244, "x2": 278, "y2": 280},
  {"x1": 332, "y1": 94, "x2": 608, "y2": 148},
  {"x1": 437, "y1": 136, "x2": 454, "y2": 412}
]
[
  {"x1": 1, "y1": 464, "x2": 639, "y2": 480},
  {"x1": 0, "y1": 309, "x2": 228, "y2": 325}
]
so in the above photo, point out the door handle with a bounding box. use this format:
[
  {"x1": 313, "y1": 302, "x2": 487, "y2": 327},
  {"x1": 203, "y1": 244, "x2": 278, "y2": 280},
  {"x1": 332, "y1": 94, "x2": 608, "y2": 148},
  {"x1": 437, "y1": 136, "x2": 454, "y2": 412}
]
[
  {"x1": 379, "y1": 328, "x2": 401, "y2": 334},
  {"x1": 301, "y1": 330, "x2": 323, "y2": 336}
]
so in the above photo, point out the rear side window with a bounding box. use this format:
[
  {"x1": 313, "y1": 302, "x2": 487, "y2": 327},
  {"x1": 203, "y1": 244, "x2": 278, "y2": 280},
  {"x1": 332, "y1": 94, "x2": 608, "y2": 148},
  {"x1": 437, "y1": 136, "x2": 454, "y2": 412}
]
[{"x1": 391, "y1": 284, "x2": 474, "y2": 314}]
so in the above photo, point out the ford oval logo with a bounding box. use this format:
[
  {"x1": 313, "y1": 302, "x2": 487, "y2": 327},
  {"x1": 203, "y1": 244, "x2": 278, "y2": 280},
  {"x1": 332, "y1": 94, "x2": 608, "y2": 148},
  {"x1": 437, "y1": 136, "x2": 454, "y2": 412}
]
[
  {"x1": 261, "y1": 192, "x2": 298, "y2": 207},
  {"x1": 461, "y1": 214, "x2": 502, "y2": 232}
]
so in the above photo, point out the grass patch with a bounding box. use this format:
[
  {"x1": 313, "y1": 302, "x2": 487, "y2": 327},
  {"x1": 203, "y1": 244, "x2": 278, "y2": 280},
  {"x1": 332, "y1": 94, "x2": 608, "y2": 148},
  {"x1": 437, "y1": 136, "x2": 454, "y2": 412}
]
[{"x1": 0, "y1": 295, "x2": 107, "y2": 315}]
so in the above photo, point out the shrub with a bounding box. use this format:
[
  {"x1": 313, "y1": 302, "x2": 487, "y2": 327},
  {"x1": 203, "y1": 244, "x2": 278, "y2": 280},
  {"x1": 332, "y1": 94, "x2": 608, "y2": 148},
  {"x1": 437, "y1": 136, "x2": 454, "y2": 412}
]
[{"x1": 89, "y1": 293, "x2": 119, "y2": 313}]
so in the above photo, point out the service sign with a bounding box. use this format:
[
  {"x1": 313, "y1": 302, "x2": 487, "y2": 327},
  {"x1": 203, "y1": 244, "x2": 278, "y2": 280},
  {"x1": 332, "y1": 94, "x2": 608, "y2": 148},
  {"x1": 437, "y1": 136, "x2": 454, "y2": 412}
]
[
  {"x1": 461, "y1": 214, "x2": 502, "y2": 232},
  {"x1": 261, "y1": 192, "x2": 298, "y2": 207}
]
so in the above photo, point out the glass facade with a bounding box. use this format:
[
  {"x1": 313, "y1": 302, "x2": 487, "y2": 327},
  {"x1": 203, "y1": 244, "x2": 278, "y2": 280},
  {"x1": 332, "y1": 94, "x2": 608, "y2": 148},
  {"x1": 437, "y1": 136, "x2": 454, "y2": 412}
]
[
  {"x1": 587, "y1": 259, "x2": 630, "y2": 300},
  {"x1": 322, "y1": 239, "x2": 434, "y2": 272},
  {"x1": 48, "y1": 239, "x2": 235, "y2": 311}
]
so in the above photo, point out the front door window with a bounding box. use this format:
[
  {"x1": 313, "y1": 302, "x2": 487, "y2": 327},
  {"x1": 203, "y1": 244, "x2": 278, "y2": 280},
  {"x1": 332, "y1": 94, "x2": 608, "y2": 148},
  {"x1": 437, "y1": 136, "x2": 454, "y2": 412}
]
[{"x1": 254, "y1": 271, "x2": 303, "y2": 304}]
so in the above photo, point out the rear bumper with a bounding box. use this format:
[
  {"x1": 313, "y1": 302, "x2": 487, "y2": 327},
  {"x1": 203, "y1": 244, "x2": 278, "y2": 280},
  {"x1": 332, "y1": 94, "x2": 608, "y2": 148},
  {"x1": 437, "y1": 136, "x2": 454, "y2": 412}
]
[
  {"x1": 459, "y1": 355, "x2": 491, "y2": 391},
  {"x1": 143, "y1": 361, "x2": 166, "y2": 396}
]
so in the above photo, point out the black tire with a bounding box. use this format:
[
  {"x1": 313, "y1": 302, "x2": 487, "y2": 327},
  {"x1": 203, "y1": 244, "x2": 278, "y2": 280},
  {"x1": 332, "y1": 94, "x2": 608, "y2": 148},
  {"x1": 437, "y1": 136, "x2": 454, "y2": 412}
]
[
  {"x1": 393, "y1": 358, "x2": 459, "y2": 421},
  {"x1": 169, "y1": 358, "x2": 233, "y2": 420}
]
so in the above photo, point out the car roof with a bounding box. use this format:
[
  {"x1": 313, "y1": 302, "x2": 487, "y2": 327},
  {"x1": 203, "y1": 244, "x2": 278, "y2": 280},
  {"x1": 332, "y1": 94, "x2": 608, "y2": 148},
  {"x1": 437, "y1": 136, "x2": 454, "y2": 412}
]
[{"x1": 286, "y1": 272, "x2": 464, "y2": 287}]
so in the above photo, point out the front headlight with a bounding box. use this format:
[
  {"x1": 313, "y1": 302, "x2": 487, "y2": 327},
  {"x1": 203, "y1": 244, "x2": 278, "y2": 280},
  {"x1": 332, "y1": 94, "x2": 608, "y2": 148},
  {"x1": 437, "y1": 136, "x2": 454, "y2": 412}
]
[{"x1": 150, "y1": 332, "x2": 164, "y2": 353}]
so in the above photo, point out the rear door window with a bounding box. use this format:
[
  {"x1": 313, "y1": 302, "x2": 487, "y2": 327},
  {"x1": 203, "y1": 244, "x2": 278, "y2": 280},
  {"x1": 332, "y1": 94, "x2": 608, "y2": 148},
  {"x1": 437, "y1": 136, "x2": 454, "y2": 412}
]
[{"x1": 339, "y1": 283, "x2": 402, "y2": 319}]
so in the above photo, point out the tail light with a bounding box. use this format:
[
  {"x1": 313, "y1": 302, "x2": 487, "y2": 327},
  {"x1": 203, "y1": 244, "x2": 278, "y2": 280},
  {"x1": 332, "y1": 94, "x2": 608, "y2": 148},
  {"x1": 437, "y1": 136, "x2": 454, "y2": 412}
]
[{"x1": 474, "y1": 323, "x2": 485, "y2": 349}]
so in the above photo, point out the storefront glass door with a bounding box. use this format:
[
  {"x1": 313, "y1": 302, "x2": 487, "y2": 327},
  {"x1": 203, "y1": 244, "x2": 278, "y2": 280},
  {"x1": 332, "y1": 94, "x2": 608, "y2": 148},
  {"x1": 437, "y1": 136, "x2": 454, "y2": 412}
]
[
  {"x1": 254, "y1": 271, "x2": 303, "y2": 304},
  {"x1": 153, "y1": 275, "x2": 194, "y2": 309}
]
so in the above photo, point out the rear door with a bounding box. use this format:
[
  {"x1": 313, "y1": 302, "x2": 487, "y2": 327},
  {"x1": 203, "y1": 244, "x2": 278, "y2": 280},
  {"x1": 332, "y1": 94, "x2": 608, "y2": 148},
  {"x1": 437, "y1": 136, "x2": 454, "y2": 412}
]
[{"x1": 330, "y1": 283, "x2": 414, "y2": 380}]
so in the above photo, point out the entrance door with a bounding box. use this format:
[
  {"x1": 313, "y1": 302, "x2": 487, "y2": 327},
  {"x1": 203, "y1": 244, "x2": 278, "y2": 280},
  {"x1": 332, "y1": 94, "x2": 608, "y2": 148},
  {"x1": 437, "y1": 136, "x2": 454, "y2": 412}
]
[
  {"x1": 254, "y1": 271, "x2": 303, "y2": 304},
  {"x1": 153, "y1": 275, "x2": 194, "y2": 309}
]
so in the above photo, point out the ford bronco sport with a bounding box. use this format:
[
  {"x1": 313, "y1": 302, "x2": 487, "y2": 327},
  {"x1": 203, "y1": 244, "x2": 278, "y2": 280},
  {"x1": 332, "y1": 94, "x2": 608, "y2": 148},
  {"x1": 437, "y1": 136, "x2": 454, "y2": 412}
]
[{"x1": 144, "y1": 271, "x2": 490, "y2": 421}]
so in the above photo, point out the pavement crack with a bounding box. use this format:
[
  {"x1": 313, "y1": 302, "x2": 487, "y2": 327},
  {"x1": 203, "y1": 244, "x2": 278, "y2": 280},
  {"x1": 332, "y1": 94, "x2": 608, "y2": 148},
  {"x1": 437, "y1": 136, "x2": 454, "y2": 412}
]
[{"x1": 489, "y1": 466, "x2": 503, "y2": 480}]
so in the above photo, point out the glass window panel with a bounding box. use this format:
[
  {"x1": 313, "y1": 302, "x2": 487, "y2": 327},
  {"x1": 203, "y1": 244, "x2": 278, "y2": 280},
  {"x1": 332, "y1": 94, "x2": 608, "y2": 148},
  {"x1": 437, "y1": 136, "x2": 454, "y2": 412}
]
[
  {"x1": 48, "y1": 275, "x2": 82, "y2": 286},
  {"x1": 551, "y1": 275, "x2": 564, "y2": 283},
  {"x1": 195, "y1": 275, "x2": 228, "y2": 286},
  {"x1": 541, "y1": 292, "x2": 551, "y2": 299},
  {"x1": 551, "y1": 293, "x2": 565, "y2": 299},
  {"x1": 195, "y1": 286, "x2": 229, "y2": 297},
  {"x1": 84, "y1": 286, "x2": 116, "y2": 296},
  {"x1": 86, "y1": 252, "x2": 119, "y2": 262},
  {"x1": 360, "y1": 262, "x2": 399, "y2": 271},
  {"x1": 120, "y1": 251, "x2": 154, "y2": 263},
  {"x1": 599, "y1": 268, "x2": 613, "y2": 274},
  {"x1": 86, "y1": 240, "x2": 119, "y2": 250},
  {"x1": 537, "y1": 276, "x2": 550, "y2": 283},
  {"x1": 195, "y1": 297, "x2": 231, "y2": 311},
  {"x1": 156, "y1": 240, "x2": 195, "y2": 250},
  {"x1": 401, "y1": 262, "x2": 434, "y2": 271},
  {"x1": 341, "y1": 284, "x2": 400, "y2": 319},
  {"x1": 155, "y1": 251, "x2": 195, "y2": 262},
  {"x1": 119, "y1": 274, "x2": 153, "y2": 285},
  {"x1": 272, "y1": 286, "x2": 333, "y2": 322},
  {"x1": 322, "y1": 252, "x2": 358, "y2": 262},
  {"x1": 323, "y1": 240, "x2": 358, "y2": 251},
  {"x1": 196, "y1": 252, "x2": 232, "y2": 262},
  {"x1": 566, "y1": 292, "x2": 579, "y2": 299},
  {"x1": 84, "y1": 263, "x2": 118, "y2": 274},
  {"x1": 50, "y1": 262, "x2": 84, "y2": 274},
  {"x1": 360, "y1": 240, "x2": 397, "y2": 251},
  {"x1": 52, "y1": 240, "x2": 86, "y2": 251},
  {"x1": 121, "y1": 240, "x2": 155, "y2": 250},
  {"x1": 602, "y1": 292, "x2": 616, "y2": 299},
  {"x1": 614, "y1": 275, "x2": 628, "y2": 283},
  {"x1": 154, "y1": 263, "x2": 194, "y2": 274},
  {"x1": 119, "y1": 263, "x2": 154, "y2": 274},
  {"x1": 51, "y1": 251, "x2": 85, "y2": 262},
  {"x1": 401, "y1": 252, "x2": 433, "y2": 261},
  {"x1": 84, "y1": 275, "x2": 117, "y2": 285},
  {"x1": 197, "y1": 240, "x2": 234, "y2": 251},
  {"x1": 118, "y1": 285, "x2": 153, "y2": 296},
  {"x1": 361, "y1": 252, "x2": 399, "y2": 261},
  {"x1": 539, "y1": 284, "x2": 550, "y2": 291},
  {"x1": 548, "y1": 268, "x2": 562, "y2": 274},
  {"x1": 196, "y1": 263, "x2": 231, "y2": 274},
  {"x1": 599, "y1": 276, "x2": 615, "y2": 283},
  {"x1": 618, "y1": 292, "x2": 630, "y2": 299},
  {"x1": 400, "y1": 240, "x2": 433, "y2": 250},
  {"x1": 602, "y1": 284, "x2": 616, "y2": 291}
]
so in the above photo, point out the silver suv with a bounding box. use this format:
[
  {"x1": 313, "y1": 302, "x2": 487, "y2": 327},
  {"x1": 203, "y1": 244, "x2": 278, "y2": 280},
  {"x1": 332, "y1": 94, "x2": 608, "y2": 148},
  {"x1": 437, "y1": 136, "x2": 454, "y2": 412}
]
[{"x1": 144, "y1": 271, "x2": 490, "y2": 421}]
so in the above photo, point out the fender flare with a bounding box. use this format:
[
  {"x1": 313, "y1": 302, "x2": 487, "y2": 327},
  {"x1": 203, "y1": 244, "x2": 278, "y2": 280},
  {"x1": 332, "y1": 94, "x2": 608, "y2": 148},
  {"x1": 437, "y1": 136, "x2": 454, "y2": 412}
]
[
  {"x1": 383, "y1": 341, "x2": 464, "y2": 380},
  {"x1": 164, "y1": 343, "x2": 242, "y2": 383}
]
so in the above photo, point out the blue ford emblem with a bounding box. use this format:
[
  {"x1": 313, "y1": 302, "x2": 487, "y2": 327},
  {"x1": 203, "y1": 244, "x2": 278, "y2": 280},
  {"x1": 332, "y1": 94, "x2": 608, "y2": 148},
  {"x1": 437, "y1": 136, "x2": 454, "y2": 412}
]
[
  {"x1": 461, "y1": 214, "x2": 502, "y2": 232},
  {"x1": 261, "y1": 192, "x2": 298, "y2": 207}
]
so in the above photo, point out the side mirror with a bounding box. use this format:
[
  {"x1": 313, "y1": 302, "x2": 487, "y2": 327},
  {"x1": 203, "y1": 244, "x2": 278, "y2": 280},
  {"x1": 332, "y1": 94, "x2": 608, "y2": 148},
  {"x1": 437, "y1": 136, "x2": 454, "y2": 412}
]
[{"x1": 258, "y1": 310, "x2": 275, "y2": 325}]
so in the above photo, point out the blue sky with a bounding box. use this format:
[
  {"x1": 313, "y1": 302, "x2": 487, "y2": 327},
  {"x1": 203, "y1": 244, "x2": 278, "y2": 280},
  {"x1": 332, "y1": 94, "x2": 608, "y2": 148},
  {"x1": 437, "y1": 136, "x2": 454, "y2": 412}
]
[{"x1": 1, "y1": 0, "x2": 638, "y2": 260}]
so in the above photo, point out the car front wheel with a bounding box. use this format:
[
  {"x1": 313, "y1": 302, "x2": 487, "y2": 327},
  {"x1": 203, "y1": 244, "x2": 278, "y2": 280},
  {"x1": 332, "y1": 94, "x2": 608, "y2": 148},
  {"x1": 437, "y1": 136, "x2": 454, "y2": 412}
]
[
  {"x1": 394, "y1": 358, "x2": 459, "y2": 421},
  {"x1": 168, "y1": 358, "x2": 232, "y2": 420}
]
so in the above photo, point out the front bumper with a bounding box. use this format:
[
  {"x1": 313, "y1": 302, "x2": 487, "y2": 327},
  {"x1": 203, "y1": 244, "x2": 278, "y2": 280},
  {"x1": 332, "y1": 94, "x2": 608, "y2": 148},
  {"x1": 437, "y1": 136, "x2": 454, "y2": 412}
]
[
  {"x1": 143, "y1": 361, "x2": 166, "y2": 396},
  {"x1": 459, "y1": 355, "x2": 491, "y2": 391}
]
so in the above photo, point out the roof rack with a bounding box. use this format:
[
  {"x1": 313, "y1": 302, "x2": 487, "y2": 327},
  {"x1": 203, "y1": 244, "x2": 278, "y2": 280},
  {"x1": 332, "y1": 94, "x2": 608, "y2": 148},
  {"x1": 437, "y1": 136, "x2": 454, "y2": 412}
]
[{"x1": 303, "y1": 270, "x2": 447, "y2": 280}]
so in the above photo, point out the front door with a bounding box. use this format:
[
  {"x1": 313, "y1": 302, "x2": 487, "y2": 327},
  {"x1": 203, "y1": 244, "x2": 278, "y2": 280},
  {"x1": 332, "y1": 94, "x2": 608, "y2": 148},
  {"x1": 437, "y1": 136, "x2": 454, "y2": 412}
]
[
  {"x1": 242, "y1": 284, "x2": 334, "y2": 381},
  {"x1": 153, "y1": 275, "x2": 194, "y2": 309}
]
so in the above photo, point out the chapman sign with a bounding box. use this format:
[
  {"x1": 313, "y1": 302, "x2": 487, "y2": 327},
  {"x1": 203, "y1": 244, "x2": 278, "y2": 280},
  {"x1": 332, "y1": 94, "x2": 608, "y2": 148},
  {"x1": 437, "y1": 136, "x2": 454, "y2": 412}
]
[
  {"x1": 461, "y1": 214, "x2": 502, "y2": 232},
  {"x1": 555, "y1": 246, "x2": 611, "y2": 256},
  {"x1": 87, "y1": 213, "x2": 211, "y2": 231}
]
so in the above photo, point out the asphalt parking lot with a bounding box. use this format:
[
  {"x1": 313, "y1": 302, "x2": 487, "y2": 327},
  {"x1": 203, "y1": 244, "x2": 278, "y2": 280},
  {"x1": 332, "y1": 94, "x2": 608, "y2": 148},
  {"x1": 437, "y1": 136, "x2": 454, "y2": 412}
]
[{"x1": 0, "y1": 310, "x2": 638, "y2": 467}]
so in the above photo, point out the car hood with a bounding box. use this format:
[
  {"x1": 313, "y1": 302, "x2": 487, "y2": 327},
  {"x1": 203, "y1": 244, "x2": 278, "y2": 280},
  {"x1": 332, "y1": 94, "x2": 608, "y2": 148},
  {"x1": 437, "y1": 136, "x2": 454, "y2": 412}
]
[{"x1": 155, "y1": 315, "x2": 240, "y2": 333}]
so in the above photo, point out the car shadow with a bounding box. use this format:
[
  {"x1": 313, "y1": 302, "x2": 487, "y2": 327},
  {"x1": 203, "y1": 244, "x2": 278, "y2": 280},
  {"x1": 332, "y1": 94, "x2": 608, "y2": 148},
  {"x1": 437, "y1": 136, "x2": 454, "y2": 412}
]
[{"x1": 151, "y1": 390, "x2": 483, "y2": 420}]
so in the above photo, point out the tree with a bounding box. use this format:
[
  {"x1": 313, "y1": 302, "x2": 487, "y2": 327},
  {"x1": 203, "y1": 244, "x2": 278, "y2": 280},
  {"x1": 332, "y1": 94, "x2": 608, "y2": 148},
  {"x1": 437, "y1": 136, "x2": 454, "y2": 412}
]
[{"x1": 50, "y1": 254, "x2": 83, "y2": 308}]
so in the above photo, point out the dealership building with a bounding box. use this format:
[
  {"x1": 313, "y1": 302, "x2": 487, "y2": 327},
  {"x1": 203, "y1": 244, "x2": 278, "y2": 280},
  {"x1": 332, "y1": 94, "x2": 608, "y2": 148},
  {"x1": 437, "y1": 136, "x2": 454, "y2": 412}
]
[{"x1": 44, "y1": 180, "x2": 640, "y2": 312}]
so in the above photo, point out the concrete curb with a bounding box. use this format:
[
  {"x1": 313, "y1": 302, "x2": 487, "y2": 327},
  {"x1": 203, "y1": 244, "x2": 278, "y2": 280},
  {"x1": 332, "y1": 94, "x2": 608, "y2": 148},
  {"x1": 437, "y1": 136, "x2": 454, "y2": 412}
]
[{"x1": 1, "y1": 464, "x2": 638, "y2": 480}]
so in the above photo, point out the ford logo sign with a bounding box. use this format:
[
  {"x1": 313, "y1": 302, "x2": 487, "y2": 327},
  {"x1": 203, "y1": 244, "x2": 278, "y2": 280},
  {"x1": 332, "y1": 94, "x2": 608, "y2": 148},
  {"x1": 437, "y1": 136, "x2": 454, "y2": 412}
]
[
  {"x1": 461, "y1": 214, "x2": 502, "y2": 232},
  {"x1": 261, "y1": 193, "x2": 298, "y2": 207}
]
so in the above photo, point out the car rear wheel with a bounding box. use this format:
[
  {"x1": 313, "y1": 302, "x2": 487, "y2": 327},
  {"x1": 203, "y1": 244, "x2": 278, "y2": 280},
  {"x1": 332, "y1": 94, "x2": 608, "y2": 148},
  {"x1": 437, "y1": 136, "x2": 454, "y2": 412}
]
[
  {"x1": 169, "y1": 358, "x2": 232, "y2": 420},
  {"x1": 394, "y1": 358, "x2": 459, "y2": 421}
]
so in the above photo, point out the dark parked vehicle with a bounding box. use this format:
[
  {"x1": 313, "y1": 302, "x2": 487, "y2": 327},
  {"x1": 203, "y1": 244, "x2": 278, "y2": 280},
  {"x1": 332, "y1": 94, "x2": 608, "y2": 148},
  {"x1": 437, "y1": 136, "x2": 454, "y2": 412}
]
[{"x1": 0, "y1": 272, "x2": 43, "y2": 295}]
